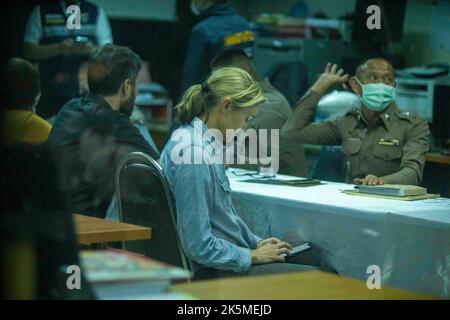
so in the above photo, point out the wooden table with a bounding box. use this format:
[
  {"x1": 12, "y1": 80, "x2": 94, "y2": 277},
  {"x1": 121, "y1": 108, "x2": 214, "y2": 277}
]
[
  {"x1": 73, "y1": 214, "x2": 151, "y2": 245},
  {"x1": 172, "y1": 271, "x2": 433, "y2": 300},
  {"x1": 426, "y1": 152, "x2": 450, "y2": 165}
]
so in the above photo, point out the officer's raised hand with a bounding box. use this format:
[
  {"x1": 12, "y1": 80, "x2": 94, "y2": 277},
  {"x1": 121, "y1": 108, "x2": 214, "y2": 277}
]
[
  {"x1": 354, "y1": 174, "x2": 387, "y2": 186},
  {"x1": 310, "y1": 62, "x2": 350, "y2": 95}
]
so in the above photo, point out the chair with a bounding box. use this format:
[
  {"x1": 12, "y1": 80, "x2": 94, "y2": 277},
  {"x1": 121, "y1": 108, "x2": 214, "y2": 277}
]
[{"x1": 115, "y1": 152, "x2": 189, "y2": 271}]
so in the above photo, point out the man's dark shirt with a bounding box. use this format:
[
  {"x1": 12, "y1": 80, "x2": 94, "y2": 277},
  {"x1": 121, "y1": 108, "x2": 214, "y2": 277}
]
[{"x1": 48, "y1": 94, "x2": 159, "y2": 218}]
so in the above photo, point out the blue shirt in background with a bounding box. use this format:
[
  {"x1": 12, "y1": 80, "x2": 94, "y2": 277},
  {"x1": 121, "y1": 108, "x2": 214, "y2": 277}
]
[
  {"x1": 181, "y1": 3, "x2": 255, "y2": 93},
  {"x1": 160, "y1": 117, "x2": 262, "y2": 273}
]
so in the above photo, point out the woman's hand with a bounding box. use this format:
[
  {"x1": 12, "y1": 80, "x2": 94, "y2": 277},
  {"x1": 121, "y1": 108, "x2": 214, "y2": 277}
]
[
  {"x1": 252, "y1": 238, "x2": 293, "y2": 264},
  {"x1": 257, "y1": 237, "x2": 291, "y2": 248}
]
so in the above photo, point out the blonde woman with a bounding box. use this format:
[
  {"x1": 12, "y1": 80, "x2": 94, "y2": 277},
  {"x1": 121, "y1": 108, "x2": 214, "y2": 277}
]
[{"x1": 161, "y1": 68, "x2": 316, "y2": 279}]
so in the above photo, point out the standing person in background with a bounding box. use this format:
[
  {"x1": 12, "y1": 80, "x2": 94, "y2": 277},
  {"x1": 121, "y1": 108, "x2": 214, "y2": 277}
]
[
  {"x1": 181, "y1": 0, "x2": 255, "y2": 93},
  {"x1": 166, "y1": 0, "x2": 256, "y2": 145},
  {"x1": 23, "y1": 0, "x2": 113, "y2": 120}
]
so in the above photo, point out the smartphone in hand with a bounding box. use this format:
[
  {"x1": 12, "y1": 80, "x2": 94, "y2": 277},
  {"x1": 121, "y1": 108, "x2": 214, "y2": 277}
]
[{"x1": 281, "y1": 242, "x2": 312, "y2": 261}]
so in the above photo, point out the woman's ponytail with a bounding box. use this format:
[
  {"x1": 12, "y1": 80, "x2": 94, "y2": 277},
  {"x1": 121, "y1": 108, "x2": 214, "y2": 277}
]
[{"x1": 175, "y1": 84, "x2": 203, "y2": 124}]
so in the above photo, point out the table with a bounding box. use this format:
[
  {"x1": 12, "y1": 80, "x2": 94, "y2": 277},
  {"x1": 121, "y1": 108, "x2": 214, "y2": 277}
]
[
  {"x1": 73, "y1": 214, "x2": 151, "y2": 245},
  {"x1": 426, "y1": 152, "x2": 450, "y2": 165},
  {"x1": 227, "y1": 169, "x2": 450, "y2": 298},
  {"x1": 173, "y1": 271, "x2": 432, "y2": 299},
  {"x1": 423, "y1": 153, "x2": 450, "y2": 198}
]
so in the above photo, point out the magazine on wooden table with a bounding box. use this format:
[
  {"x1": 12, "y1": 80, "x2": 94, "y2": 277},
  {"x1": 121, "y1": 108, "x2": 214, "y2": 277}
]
[{"x1": 80, "y1": 249, "x2": 191, "y2": 299}]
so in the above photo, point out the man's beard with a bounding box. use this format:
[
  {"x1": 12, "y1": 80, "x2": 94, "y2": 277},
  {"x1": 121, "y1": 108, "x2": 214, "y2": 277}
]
[{"x1": 119, "y1": 95, "x2": 135, "y2": 117}]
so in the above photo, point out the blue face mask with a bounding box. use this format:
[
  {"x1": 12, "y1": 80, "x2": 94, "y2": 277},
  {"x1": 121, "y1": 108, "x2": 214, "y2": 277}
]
[{"x1": 355, "y1": 78, "x2": 396, "y2": 112}]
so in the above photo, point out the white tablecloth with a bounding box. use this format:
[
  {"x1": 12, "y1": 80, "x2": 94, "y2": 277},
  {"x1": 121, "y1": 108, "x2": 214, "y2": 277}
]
[{"x1": 227, "y1": 169, "x2": 450, "y2": 298}]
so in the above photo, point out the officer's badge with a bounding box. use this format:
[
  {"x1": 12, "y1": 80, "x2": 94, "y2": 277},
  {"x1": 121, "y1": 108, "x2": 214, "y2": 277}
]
[{"x1": 378, "y1": 139, "x2": 400, "y2": 146}]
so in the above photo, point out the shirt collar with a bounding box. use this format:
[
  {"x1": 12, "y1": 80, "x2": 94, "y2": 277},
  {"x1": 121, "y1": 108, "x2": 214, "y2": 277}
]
[
  {"x1": 379, "y1": 102, "x2": 398, "y2": 130},
  {"x1": 357, "y1": 102, "x2": 398, "y2": 130},
  {"x1": 84, "y1": 93, "x2": 109, "y2": 106},
  {"x1": 259, "y1": 78, "x2": 272, "y2": 91},
  {"x1": 190, "y1": 116, "x2": 224, "y2": 149},
  {"x1": 83, "y1": 94, "x2": 118, "y2": 114}
]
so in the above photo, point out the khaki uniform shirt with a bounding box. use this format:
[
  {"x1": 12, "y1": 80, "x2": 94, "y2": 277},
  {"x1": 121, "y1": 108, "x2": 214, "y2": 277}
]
[{"x1": 280, "y1": 91, "x2": 430, "y2": 185}]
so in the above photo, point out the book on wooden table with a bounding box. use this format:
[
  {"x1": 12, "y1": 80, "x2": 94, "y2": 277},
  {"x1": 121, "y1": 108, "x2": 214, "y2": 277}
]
[
  {"x1": 357, "y1": 184, "x2": 427, "y2": 197},
  {"x1": 80, "y1": 249, "x2": 191, "y2": 299}
]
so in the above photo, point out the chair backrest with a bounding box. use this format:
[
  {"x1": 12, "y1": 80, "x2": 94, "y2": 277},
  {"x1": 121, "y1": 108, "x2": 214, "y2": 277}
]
[{"x1": 115, "y1": 152, "x2": 188, "y2": 270}]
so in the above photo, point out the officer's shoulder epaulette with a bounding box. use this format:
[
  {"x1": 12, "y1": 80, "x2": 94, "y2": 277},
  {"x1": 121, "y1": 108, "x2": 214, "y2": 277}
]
[{"x1": 395, "y1": 110, "x2": 423, "y2": 124}]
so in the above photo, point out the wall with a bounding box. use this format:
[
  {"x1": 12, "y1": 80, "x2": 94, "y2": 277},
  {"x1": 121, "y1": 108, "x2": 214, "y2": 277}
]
[
  {"x1": 1, "y1": 0, "x2": 39, "y2": 64},
  {"x1": 230, "y1": 0, "x2": 356, "y2": 19},
  {"x1": 96, "y1": 0, "x2": 196, "y2": 100},
  {"x1": 109, "y1": 16, "x2": 194, "y2": 100},
  {"x1": 401, "y1": 0, "x2": 450, "y2": 66},
  {"x1": 231, "y1": 0, "x2": 449, "y2": 67},
  {"x1": 89, "y1": 0, "x2": 177, "y2": 21}
]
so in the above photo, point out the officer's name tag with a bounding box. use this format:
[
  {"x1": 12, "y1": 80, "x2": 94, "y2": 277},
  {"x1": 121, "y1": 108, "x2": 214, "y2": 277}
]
[{"x1": 378, "y1": 139, "x2": 400, "y2": 146}]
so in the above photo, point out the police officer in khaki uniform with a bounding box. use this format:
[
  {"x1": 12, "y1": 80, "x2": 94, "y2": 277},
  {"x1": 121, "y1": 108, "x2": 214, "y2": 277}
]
[{"x1": 280, "y1": 58, "x2": 429, "y2": 185}]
